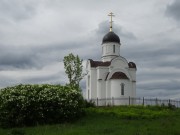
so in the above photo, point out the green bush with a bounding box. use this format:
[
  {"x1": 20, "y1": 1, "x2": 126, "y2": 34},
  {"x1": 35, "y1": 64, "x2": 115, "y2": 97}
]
[
  {"x1": 8, "y1": 129, "x2": 25, "y2": 135},
  {"x1": 0, "y1": 84, "x2": 84, "y2": 128},
  {"x1": 84, "y1": 100, "x2": 95, "y2": 108}
]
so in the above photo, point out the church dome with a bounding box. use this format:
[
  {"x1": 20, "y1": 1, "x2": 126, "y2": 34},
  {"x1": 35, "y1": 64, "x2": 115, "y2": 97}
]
[{"x1": 102, "y1": 32, "x2": 120, "y2": 44}]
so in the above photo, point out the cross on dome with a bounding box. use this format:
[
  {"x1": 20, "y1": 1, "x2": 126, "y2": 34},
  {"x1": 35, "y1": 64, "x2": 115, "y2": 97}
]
[{"x1": 108, "y1": 12, "x2": 115, "y2": 32}]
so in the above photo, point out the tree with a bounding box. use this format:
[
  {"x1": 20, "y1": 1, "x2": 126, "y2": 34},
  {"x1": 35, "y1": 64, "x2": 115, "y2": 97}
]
[{"x1": 63, "y1": 53, "x2": 83, "y2": 88}]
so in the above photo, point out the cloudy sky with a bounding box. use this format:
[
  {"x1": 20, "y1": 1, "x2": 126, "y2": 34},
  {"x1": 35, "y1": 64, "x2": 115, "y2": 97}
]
[{"x1": 0, "y1": 0, "x2": 180, "y2": 99}]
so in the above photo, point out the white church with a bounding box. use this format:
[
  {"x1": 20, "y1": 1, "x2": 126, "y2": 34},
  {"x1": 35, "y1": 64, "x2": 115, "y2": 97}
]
[{"x1": 85, "y1": 13, "x2": 137, "y2": 106}]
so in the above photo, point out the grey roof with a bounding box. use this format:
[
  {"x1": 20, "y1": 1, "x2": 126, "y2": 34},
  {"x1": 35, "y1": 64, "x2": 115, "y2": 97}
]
[
  {"x1": 128, "y1": 62, "x2": 136, "y2": 69},
  {"x1": 89, "y1": 59, "x2": 111, "y2": 67},
  {"x1": 89, "y1": 59, "x2": 136, "y2": 69},
  {"x1": 102, "y1": 32, "x2": 120, "y2": 44}
]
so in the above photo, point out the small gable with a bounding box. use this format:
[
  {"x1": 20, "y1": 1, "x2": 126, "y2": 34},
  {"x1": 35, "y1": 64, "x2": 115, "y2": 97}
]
[
  {"x1": 128, "y1": 62, "x2": 136, "y2": 69},
  {"x1": 110, "y1": 57, "x2": 129, "y2": 69}
]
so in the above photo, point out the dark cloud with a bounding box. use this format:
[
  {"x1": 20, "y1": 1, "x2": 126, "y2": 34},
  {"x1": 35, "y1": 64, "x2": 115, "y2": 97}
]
[
  {"x1": 130, "y1": 42, "x2": 180, "y2": 95},
  {"x1": 23, "y1": 71, "x2": 63, "y2": 84},
  {"x1": 96, "y1": 21, "x2": 136, "y2": 40},
  {"x1": 96, "y1": 21, "x2": 109, "y2": 35},
  {"x1": 138, "y1": 79, "x2": 180, "y2": 91},
  {"x1": 122, "y1": 38, "x2": 180, "y2": 68},
  {"x1": 165, "y1": 0, "x2": 180, "y2": 21},
  {"x1": 0, "y1": 40, "x2": 91, "y2": 70},
  {"x1": 137, "y1": 88, "x2": 180, "y2": 99},
  {"x1": 0, "y1": 45, "x2": 39, "y2": 70}
]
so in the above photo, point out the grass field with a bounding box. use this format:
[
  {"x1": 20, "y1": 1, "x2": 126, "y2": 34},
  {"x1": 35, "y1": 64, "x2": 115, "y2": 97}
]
[{"x1": 0, "y1": 106, "x2": 180, "y2": 135}]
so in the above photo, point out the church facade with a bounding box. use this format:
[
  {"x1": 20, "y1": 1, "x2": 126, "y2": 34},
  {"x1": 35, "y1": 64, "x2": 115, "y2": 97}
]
[{"x1": 85, "y1": 13, "x2": 137, "y2": 105}]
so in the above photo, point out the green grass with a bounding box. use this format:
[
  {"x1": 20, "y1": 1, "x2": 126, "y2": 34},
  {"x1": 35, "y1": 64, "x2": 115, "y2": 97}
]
[{"x1": 1, "y1": 106, "x2": 180, "y2": 135}]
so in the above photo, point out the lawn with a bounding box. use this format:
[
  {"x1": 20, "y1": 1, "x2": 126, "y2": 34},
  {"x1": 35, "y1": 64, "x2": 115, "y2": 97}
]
[{"x1": 1, "y1": 106, "x2": 180, "y2": 135}]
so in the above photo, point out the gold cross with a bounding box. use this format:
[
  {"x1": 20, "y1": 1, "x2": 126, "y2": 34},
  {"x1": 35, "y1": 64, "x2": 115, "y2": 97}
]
[{"x1": 108, "y1": 12, "x2": 115, "y2": 32}]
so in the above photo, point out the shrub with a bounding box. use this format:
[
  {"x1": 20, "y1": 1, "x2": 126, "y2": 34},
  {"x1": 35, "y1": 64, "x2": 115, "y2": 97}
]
[
  {"x1": 168, "y1": 103, "x2": 176, "y2": 110},
  {"x1": 84, "y1": 100, "x2": 95, "y2": 108},
  {"x1": 8, "y1": 129, "x2": 25, "y2": 135},
  {"x1": 0, "y1": 84, "x2": 84, "y2": 128}
]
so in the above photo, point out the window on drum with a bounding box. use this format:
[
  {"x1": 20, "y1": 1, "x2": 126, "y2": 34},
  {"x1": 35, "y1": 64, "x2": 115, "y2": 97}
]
[{"x1": 121, "y1": 83, "x2": 125, "y2": 95}]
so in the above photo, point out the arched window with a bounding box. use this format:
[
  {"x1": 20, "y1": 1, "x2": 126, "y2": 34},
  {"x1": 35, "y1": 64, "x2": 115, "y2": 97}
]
[
  {"x1": 121, "y1": 83, "x2": 125, "y2": 95},
  {"x1": 113, "y1": 45, "x2": 115, "y2": 53}
]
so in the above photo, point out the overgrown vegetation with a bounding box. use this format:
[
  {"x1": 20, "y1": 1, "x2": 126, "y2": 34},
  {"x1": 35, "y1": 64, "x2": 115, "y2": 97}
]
[
  {"x1": 0, "y1": 84, "x2": 84, "y2": 128},
  {"x1": 0, "y1": 106, "x2": 180, "y2": 135},
  {"x1": 86, "y1": 105, "x2": 176, "y2": 119}
]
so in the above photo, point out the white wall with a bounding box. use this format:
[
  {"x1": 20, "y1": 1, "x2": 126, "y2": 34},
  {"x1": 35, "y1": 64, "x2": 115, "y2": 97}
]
[
  {"x1": 90, "y1": 68, "x2": 97, "y2": 99},
  {"x1": 102, "y1": 42, "x2": 120, "y2": 62},
  {"x1": 110, "y1": 79, "x2": 133, "y2": 105},
  {"x1": 128, "y1": 68, "x2": 136, "y2": 81},
  {"x1": 110, "y1": 79, "x2": 131, "y2": 97}
]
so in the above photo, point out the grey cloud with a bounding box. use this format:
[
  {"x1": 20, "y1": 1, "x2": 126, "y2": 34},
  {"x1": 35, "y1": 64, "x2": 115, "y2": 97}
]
[
  {"x1": 0, "y1": 45, "x2": 43, "y2": 70},
  {"x1": 123, "y1": 40, "x2": 180, "y2": 69},
  {"x1": 0, "y1": 75, "x2": 18, "y2": 88},
  {"x1": 0, "y1": 47, "x2": 36, "y2": 70},
  {"x1": 96, "y1": 21, "x2": 136, "y2": 40},
  {"x1": 23, "y1": 72, "x2": 63, "y2": 84},
  {"x1": 0, "y1": 38, "x2": 98, "y2": 70},
  {"x1": 0, "y1": 70, "x2": 65, "y2": 89},
  {"x1": 165, "y1": 0, "x2": 180, "y2": 21},
  {"x1": 137, "y1": 88, "x2": 180, "y2": 99},
  {"x1": 138, "y1": 71, "x2": 180, "y2": 81},
  {"x1": 0, "y1": 0, "x2": 36, "y2": 22},
  {"x1": 138, "y1": 79, "x2": 180, "y2": 91},
  {"x1": 96, "y1": 21, "x2": 109, "y2": 35}
]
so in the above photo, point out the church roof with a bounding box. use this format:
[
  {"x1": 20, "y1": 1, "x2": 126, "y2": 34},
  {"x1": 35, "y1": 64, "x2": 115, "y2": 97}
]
[
  {"x1": 89, "y1": 59, "x2": 111, "y2": 67},
  {"x1": 110, "y1": 72, "x2": 128, "y2": 79},
  {"x1": 102, "y1": 32, "x2": 120, "y2": 44},
  {"x1": 89, "y1": 59, "x2": 136, "y2": 69}
]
